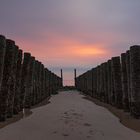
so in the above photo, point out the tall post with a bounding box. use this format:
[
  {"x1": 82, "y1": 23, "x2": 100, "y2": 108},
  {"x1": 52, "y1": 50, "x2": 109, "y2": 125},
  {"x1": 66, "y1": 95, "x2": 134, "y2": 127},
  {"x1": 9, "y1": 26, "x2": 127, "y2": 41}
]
[
  {"x1": 121, "y1": 53, "x2": 129, "y2": 112},
  {"x1": 0, "y1": 39, "x2": 16, "y2": 120},
  {"x1": 0, "y1": 35, "x2": 6, "y2": 121},
  {"x1": 111, "y1": 56, "x2": 123, "y2": 108},
  {"x1": 20, "y1": 52, "x2": 31, "y2": 109},
  {"x1": 74, "y1": 69, "x2": 77, "y2": 87},
  {"x1": 0, "y1": 35, "x2": 6, "y2": 90},
  {"x1": 61, "y1": 69, "x2": 63, "y2": 87},
  {"x1": 130, "y1": 45, "x2": 140, "y2": 118},
  {"x1": 14, "y1": 49, "x2": 23, "y2": 113}
]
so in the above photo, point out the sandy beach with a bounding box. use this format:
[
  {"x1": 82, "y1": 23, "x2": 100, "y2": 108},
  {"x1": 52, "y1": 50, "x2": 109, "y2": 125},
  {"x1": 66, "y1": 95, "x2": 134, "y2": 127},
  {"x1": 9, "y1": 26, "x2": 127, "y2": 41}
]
[
  {"x1": 0, "y1": 90, "x2": 140, "y2": 140},
  {"x1": 0, "y1": 97, "x2": 50, "y2": 129},
  {"x1": 83, "y1": 94, "x2": 140, "y2": 132}
]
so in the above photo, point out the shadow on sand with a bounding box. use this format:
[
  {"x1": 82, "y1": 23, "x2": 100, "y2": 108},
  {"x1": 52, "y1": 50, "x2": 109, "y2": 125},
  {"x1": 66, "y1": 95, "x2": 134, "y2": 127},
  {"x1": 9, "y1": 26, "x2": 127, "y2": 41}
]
[
  {"x1": 82, "y1": 95, "x2": 140, "y2": 133},
  {"x1": 0, "y1": 97, "x2": 51, "y2": 129}
]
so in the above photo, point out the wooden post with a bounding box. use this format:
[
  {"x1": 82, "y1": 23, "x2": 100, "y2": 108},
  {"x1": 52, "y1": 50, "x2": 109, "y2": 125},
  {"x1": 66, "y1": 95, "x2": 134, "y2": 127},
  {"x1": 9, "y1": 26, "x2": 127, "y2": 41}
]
[
  {"x1": 0, "y1": 35, "x2": 6, "y2": 121},
  {"x1": 111, "y1": 57, "x2": 123, "y2": 108},
  {"x1": 0, "y1": 39, "x2": 16, "y2": 121},
  {"x1": 14, "y1": 49, "x2": 23, "y2": 113},
  {"x1": 20, "y1": 52, "x2": 31, "y2": 109},
  {"x1": 74, "y1": 69, "x2": 77, "y2": 87},
  {"x1": 7, "y1": 44, "x2": 19, "y2": 118},
  {"x1": 121, "y1": 53, "x2": 129, "y2": 111},
  {"x1": 130, "y1": 45, "x2": 140, "y2": 118},
  {"x1": 61, "y1": 69, "x2": 63, "y2": 87}
]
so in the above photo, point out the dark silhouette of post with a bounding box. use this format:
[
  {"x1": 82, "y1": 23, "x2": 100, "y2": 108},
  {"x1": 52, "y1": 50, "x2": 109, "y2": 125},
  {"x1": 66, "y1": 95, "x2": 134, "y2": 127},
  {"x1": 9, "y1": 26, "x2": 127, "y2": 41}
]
[
  {"x1": 74, "y1": 69, "x2": 77, "y2": 87},
  {"x1": 61, "y1": 69, "x2": 63, "y2": 87}
]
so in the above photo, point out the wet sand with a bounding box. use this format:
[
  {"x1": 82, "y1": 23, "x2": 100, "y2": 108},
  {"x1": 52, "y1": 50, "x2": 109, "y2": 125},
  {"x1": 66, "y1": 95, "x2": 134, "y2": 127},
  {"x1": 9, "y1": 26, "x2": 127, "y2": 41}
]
[
  {"x1": 0, "y1": 90, "x2": 140, "y2": 140},
  {"x1": 0, "y1": 97, "x2": 50, "y2": 129},
  {"x1": 83, "y1": 94, "x2": 140, "y2": 132}
]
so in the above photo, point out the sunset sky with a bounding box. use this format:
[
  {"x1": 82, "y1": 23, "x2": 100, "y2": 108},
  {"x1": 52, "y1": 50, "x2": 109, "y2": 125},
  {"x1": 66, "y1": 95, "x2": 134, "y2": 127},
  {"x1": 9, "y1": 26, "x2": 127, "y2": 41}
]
[{"x1": 0, "y1": 0, "x2": 140, "y2": 85}]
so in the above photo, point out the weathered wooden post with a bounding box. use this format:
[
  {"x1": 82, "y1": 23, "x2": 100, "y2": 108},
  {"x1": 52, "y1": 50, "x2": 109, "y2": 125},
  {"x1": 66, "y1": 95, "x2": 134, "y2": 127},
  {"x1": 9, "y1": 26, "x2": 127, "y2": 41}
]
[
  {"x1": 79, "y1": 75, "x2": 82, "y2": 91},
  {"x1": 44, "y1": 68, "x2": 48, "y2": 98},
  {"x1": 25, "y1": 56, "x2": 35, "y2": 108},
  {"x1": 14, "y1": 49, "x2": 23, "y2": 113},
  {"x1": 45, "y1": 68, "x2": 50, "y2": 98},
  {"x1": 37, "y1": 62, "x2": 42, "y2": 103},
  {"x1": 52, "y1": 73, "x2": 55, "y2": 94},
  {"x1": 99, "y1": 64, "x2": 104, "y2": 101},
  {"x1": 103, "y1": 62, "x2": 108, "y2": 103},
  {"x1": 130, "y1": 45, "x2": 140, "y2": 118},
  {"x1": 41, "y1": 64, "x2": 45, "y2": 100},
  {"x1": 44, "y1": 68, "x2": 47, "y2": 98},
  {"x1": 84, "y1": 73, "x2": 87, "y2": 93},
  {"x1": 35, "y1": 61, "x2": 38, "y2": 104},
  {"x1": 0, "y1": 35, "x2": 6, "y2": 89},
  {"x1": 94, "y1": 68, "x2": 98, "y2": 98},
  {"x1": 40, "y1": 64, "x2": 43, "y2": 100},
  {"x1": 48, "y1": 70, "x2": 52, "y2": 96},
  {"x1": 30, "y1": 58, "x2": 36, "y2": 106},
  {"x1": 126, "y1": 50, "x2": 131, "y2": 111},
  {"x1": 0, "y1": 35, "x2": 6, "y2": 121},
  {"x1": 0, "y1": 39, "x2": 16, "y2": 121},
  {"x1": 91, "y1": 68, "x2": 94, "y2": 97},
  {"x1": 96, "y1": 65, "x2": 100, "y2": 99},
  {"x1": 74, "y1": 69, "x2": 77, "y2": 88},
  {"x1": 20, "y1": 53, "x2": 31, "y2": 109},
  {"x1": 30, "y1": 57, "x2": 35, "y2": 105},
  {"x1": 7, "y1": 45, "x2": 19, "y2": 118},
  {"x1": 89, "y1": 70, "x2": 92, "y2": 96},
  {"x1": 61, "y1": 69, "x2": 63, "y2": 87},
  {"x1": 107, "y1": 60, "x2": 112, "y2": 104},
  {"x1": 111, "y1": 57, "x2": 123, "y2": 108},
  {"x1": 121, "y1": 53, "x2": 129, "y2": 111},
  {"x1": 34, "y1": 60, "x2": 40, "y2": 105},
  {"x1": 54, "y1": 74, "x2": 57, "y2": 94}
]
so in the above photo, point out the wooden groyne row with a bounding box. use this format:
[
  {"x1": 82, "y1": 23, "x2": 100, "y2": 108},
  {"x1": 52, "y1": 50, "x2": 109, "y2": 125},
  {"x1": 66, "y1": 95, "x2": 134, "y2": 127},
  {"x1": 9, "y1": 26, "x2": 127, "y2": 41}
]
[
  {"x1": 0, "y1": 35, "x2": 62, "y2": 121},
  {"x1": 76, "y1": 45, "x2": 140, "y2": 118}
]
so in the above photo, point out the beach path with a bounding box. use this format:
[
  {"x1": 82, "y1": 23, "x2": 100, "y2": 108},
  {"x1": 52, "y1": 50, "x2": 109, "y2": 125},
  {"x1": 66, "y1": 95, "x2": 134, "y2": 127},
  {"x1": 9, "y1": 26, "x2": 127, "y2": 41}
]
[{"x1": 0, "y1": 90, "x2": 140, "y2": 140}]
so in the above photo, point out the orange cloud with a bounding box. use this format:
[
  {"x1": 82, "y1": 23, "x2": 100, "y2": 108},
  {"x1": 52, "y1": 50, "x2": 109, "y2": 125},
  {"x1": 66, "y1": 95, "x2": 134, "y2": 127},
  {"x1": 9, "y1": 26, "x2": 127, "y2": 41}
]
[
  {"x1": 14, "y1": 31, "x2": 111, "y2": 68},
  {"x1": 73, "y1": 45, "x2": 107, "y2": 57}
]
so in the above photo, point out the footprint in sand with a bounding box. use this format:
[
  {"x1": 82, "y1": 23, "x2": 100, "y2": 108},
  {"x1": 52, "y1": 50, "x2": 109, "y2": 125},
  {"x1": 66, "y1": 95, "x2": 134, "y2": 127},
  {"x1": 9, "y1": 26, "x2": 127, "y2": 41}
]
[
  {"x1": 52, "y1": 131, "x2": 57, "y2": 134},
  {"x1": 62, "y1": 133, "x2": 69, "y2": 137},
  {"x1": 84, "y1": 123, "x2": 92, "y2": 127},
  {"x1": 64, "y1": 112, "x2": 68, "y2": 115}
]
